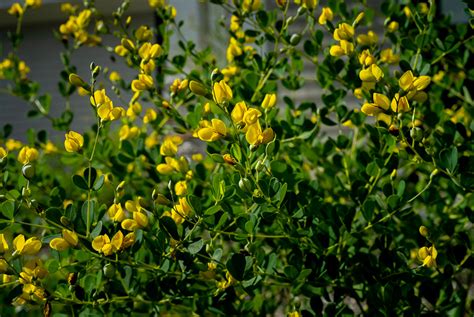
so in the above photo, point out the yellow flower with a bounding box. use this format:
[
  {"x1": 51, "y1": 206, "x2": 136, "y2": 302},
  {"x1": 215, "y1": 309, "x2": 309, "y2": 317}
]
[
  {"x1": 288, "y1": 312, "x2": 302, "y2": 317},
  {"x1": 26, "y1": 0, "x2": 42, "y2": 8},
  {"x1": 108, "y1": 203, "x2": 126, "y2": 222},
  {"x1": 197, "y1": 119, "x2": 227, "y2": 142},
  {"x1": 0, "y1": 234, "x2": 9, "y2": 253},
  {"x1": 109, "y1": 71, "x2": 121, "y2": 82},
  {"x1": 300, "y1": 0, "x2": 317, "y2": 10},
  {"x1": 413, "y1": 76, "x2": 431, "y2": 91},
  {"x1": 90, "y1": 89, "x2": 110, "y2": 107},
  {"x1": 127, "y1": 102, "x2": 142, "y2": 119},
  {"x1": 8, "y1": 3, "x2": 24, "y2": 16},
  {"x1": 226, "y1": 37, "x2": 243, "y2": 62},
  {"x1": 243, "y1": 108, "x2": 262, "y2": 126},
  {"x1": 121, "y1": 212, "x2": 149, "y2": 231},
  {"x1": 6, "y1": 139, "x2": 22, "y2": 151},
  {"x1": 98, "y1": 104, "x2": 124, "y2": 122},
  {"x1": 318, "y1": 7, "x2": 333, "y2": 25},
  {"x1": 354, "y1": 88, "x2": 364, "y2": 99},
  {"x1": 333, "y1": 23, "x2": 354, "y2": 41},
  {"x1": 170, "y1": 197, "x2": 192, "y2": 224},
  {"x1": 261, "y1": 93, "x2": 277, "y2": 109},
  {"x1": 160, "y1": 136, "x2": 183, "y2": 157},
  {"x1": 231, "y1": 101, "x2": 248, "y2": 124},
  {"x1": 213, "y1": 80, "x2": 233, "y2": 105},
  {"x1": 49, "y1": 238, "x2": 70, "y2": 251},
  {"x1": 0, "y1": 147, "x2": 7, "y2": 160},
  {"x1": 64, "y1": 131, "x2": 84, "y2": 153},
  {"x1": 62, "y1": 229, "x2": 78, "y2": 247},
  {"x1": 246, "y1": 122, "x2": 275, "y2": 146},
  {"x1": 143, "y1": 108, "x2": 158, "y2": 124},
  {"x1": 138, "y1": 42, "x2": 162, "y2": 61},
  {"x1": 148, "y1": 0, "x2": 165, "y2": 9},
  {"x1": 387, "y1": 21, "x2": 399, "y2": 32},
  {"x1": 92, "y1": 232, "x2": 123, "y2": 256},
  {"x1": 419, "y1": 226, "x2": 429, "y2": 237},
  {"x1": 131, "y1": 74, "x2": 154, "y2": 92},
  {"x1": 0, "y1": 259, "x2": 8, "y2": 273},
  {"x1": 192, "y1": 153, "x2": 203, "y2": 162},
  {"x1": 329, "y1": 40, "x2": 354, "y2": 57},
  {"x1": 119, "y1": 125, "x2": 140, "y2": 141},
  {"x1": 145, "y1": 131, "x2": 159, "y2": 149},
  {"x1": 175, "y1": 181, "x2": 188, "y2": 196},
  {"x1": 135, "y1": 25, "x2": 153, "y2": 41},
  {"x1": 122, "y1": 232, "x2": 136, "y2": 249},
  {"x1": 13, "y1": 234, "x2": 42, "y2": 256},
  {"x1": 399, "y1": 70, "x2": 414, "y2": 91},
  {"x1": 418, "y1": 245, "x2": 437, "y2": 268},
  {"x1": 356, "y1": 31, "x2": 378, "y2": 46},
  {"x1": 242, "y1": 0, "x2": 260, "y2": 12},
  {"x1": 380, "y1": 48, "x2": 400, "y2": 64},
  {"x1": 18, "y1": 146, "x2": 39, "y2": 164},
  {"x1": 358, "y1": 50, "x2": 375, "y2": 66},
  {"x1": 359, "y1": 64, "x2": 384, "y2": 82},
  {"x1": 361, "y1": 93, "x2": 390, "y2": 116},
  {"x1": 391, "y1": 93, "x2": 410, "y2": 113}
]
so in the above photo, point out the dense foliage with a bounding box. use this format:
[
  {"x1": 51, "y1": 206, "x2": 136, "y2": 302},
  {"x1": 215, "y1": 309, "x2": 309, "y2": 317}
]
[{"x1": 1, "y1": 0, "x2": 473, "y2": 315}]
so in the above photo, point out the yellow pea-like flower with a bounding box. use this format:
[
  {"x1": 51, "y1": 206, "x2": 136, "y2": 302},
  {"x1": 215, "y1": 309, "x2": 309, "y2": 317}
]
[
  {"x1": 0, "y1": 234, "x2": 9, "y2": 253},
  {"x1": 373, "y1": 93, "x2": 390, "y2": 110},
  {"x1": 361, "y1": 103, "x2": 382, "y2": 116},
  {"x1": 318, "y1": 7, "x2": 333, "y2": 25},
  {"x1": 197, "y1": 119, "x2": 227, "y2": 142},
  {"x1": 134, "y1": 211, "x2": 149, "y2": 228},
  {"x1": 49, "y1": 238, "x2": 70, "y2": 251},
  {"x1": 212, "y1": 80, "x2": 233, "y2": 105},
  {"x1": 245, "y1": 122, "x2": 275, "y2": 146},
  {"x1": 380, "y1": 48, "x2": 400, "y2": 64},
  {"x1": 18, "y1": 146, "x2": 39, "y2": 164},
  {"x1": 135, "y1": 25, "x2": 153, "y2": 42},
  {"x1": 418, "y1": 245, "x2": 437, "y2": 268},
  {"x1": 0, "y1": 147, "x2": 7, "y2": 160},
  {"x1": 261, "y1": 93, "x2": 277, "y2": 109},
  {"x1": 387, "y1": 21, "x2": 399, "y2": 33},
  {"x1": 62, "y1": 229, "x2": 78, "y2": 247},
  {"x1": 391, "y1": 93, "x2": 410, "y2": 113},
  {"x1": 160, "y1": 135, "x2": 183, "y2": 156},
  {"x1": 359, "y1": 64, "x2": 384, "y2": 82},
  {"x1": 170, "y1": 197, "x2": 192, "y2": 224},
  {"x1": 243, "y1": 108, "x2": 262, "y2": 126},
  {"x1": 139, "y1": 42, "x2": 162, "y2": 60},
  {"x1": 329, "y1": 45, "x2": 344, "y2": 57},
  {"x1": 231, "y1": 101, "x2": 248, "y2": 124},
  {"x1": 413, "y1": 76, "x2": 431, "y2": 91},
  {"x1": 110, "y1": 231, "x2": 124, "y2": 251},
  {"x1": 122, "y1": 232, "x2": 136, "y2": 249},
  {"x1": 175, "y1": 181, "x2": 188, "y2": 196},
  {"x1": 242, "y1": 0, "x2": 260, "y2": 12},
  {"x1": 64, "y1": 131, "x2": 84, "y2": 153},
  {"x1": 356, "y1": 31, "x2": 378, "y2": 46},
  {"x1": 148, "y1": 0, "x2": 165, "y2": 9},
  {"x1": 8, "y1": 3, "x2": 24, "y2": 16},
  {"x1": 109, "y1": 71, "x2": 121, "y2": 82},
  {"x1": 333, "y1": 23, "x2": 354, "y2": 41},
  {"x1": 108, "y1": 203, "x2": 126, "y2": 222},
  {"x1": 13, "y1": 234, "x2": 42, "y2": 256},
  {"x1": 399, "y1": 70, "x2": 415, "y2": 91},
  {"x1": 131, "y1": 74, "x2": 154, "y2": 92}
]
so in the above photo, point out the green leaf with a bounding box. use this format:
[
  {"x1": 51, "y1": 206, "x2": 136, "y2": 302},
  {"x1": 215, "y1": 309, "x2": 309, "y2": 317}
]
[
  {"x1": 440, "y1": 147, "x2": 458, "y2": 174},
  {"x1": 83, "y1": 167, "x2": 97, "y2": 188},
  {"x1": 160, "y1": 216, "x2": 180, "y2": 240},
  {"x1": 362, "y1": 198, "x2": 375, "y2": 221},
  {"x1": 81, "y1": 200, "x2": 96, "y2": 229},
  {"x1": 92, "y1": 175, "x2": 105, "y2": 191},
  {"x1": 366, "y1": 162, "x2": 380, "y2": 177},
  {"x1": 72, "y1": 175, "x2": 89, "y2": 190},
  {"x1": 0, "y1": 200, "x2": 15, "y2": 219},
  {"x1": 204, "y1": 205, "x2": 221, "y2": 216},
  {"x1": 45, "y1": 207, "x2": 63, "y2": 224},
  {"x1": 187, "y1": 239, "x2": 203, "y2": 254},
  {"x1": 226, "y1": 253, "x2": 246, "y2": 281}
]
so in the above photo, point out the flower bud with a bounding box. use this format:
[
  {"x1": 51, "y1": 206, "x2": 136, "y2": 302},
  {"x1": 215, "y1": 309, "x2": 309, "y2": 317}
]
[
  {"x1": 290, "y1": 34, "x2": 301, "y2": 46},
  {"x1": 210, "y1": 68, "x2": 223, "y2": 82},
  {"x1": 69, "y1": 74, "x2": 87, "y2": 88},
  {"x1": 419, "y1": 225, "x2": 429, "y2": 237},
  {"x1": 189, "y1": 80, "x2": 209, "y2": 97},
  {"x1": 239, "y1": 178, "x2": 252, "y2": 192},
  {"x1": 22, "y1": 164, "x2": 35, "y2": 180},
  {"x1": 390, "y1": 169, "x2": 397, "y2": 181}
]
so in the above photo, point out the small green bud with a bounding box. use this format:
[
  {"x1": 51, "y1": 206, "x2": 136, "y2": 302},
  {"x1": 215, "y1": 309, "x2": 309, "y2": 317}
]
[
  {"x1": 103, "y1": 263, "x2": 116, "y2": 278},
  {"x1": 69, "y1": 73, "x2": 87, "y2": 87},
  {"x1": 419, "y1": 225, "x2": 429, "y2": 237},
  {"x1": 92, "y1": 65, "x2": 101, "y2": 78},
  {"x1": 22, "y1": 164, "x2": 35, "y2": 180},
  {"x1": 189, "y1": 80, "x2": 208, "y2": 97},
  {"x1": 390, "y1": 169, "x2": 397, "y2": 180},
  {"x1": 290, "y1": 34, "x2": 301, "y2": 46},
  {"x1": 239, "y1": 178, "x2": 252, "y2": 193}
]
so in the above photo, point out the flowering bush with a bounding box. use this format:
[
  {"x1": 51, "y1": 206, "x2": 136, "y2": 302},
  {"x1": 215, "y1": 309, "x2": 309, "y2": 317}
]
[{"x1": 1, "y1": 0, "x2": 473, "y2": 315}]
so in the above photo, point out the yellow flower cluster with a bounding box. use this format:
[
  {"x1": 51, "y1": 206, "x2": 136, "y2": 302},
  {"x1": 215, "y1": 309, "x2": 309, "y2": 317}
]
[
  {"x1": 92, "y1": 230, "x2": 134, "y2": 256},
  {"x1": 231, "y1": 100, "x2": 275, "y2": 146},
  {"x1": 0, "y1": 58, "x2": 30, "y2": 80},
  {"x1": 164, "y1": 197, "x2": 192, "y2": 224},
  {"x1": 330, "y1": 23, "x2": 355, "y2": 57},
  {"x1": 64, "y1": 131, "x2": 84, "y2": 153},
  {"x1": 121, "y1": 199, "x2": 149, "y2": 231},
  {"x1": 17, "y1": 146, "x2": 39, "y2": 165},
  {"x1": 49, "y1": 229, "x2": 79, "y2": 251},
  {"x1": 59, "y1": 8, "x2": 101, "y2": 46},
  {"x1": 13, "y1": 234, "x2": 42, "y2": 256},
  {"x1": 90, "y1": 89, "x2": 124, "y2": 122}
]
